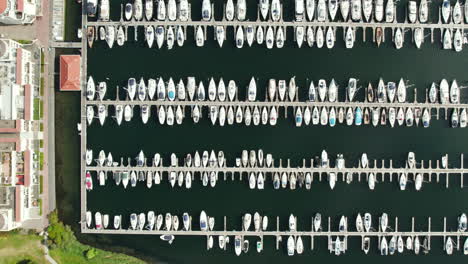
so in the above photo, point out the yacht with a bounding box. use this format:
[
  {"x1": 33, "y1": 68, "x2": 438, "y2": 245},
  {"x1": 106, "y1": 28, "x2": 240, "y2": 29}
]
[
  {"x1": 454, "y1": 0, "x2": 463, "y2": 24},
  {"x1": 443, "y1": 29, "x2": 452, "y2": 49},
  {"x1": 134, "y1": 0, "x2": 143, "y2": 20},
  {"x1": 202, "y1": 0, "x2": 212, "y2": 21},
  {"x1": 460, "y1": 109, "x2": 467, "y2": 128},
  {"x1": 278, "y1": 80, "x2": 287, "y2": 101},
  {"x1": 243, "y1": 213, "x2": 252, "y2": 231},
  {"x1": 137, "y1": 78, "x2": 147, "y2": 101},
  {"x1": 316, "y1": 26, "x2": 324, "y2": 48},
  {"x1": 157, "y1": 0, "x2": 166, "y2": 20},
  {"x1": 215, "y1": 26, "x2": 225, "y2": 47},
  {"x1": 124, "y1": 3, "x2": 133, "y2": 21},
  {"x1": 166, "y1": 26, "x2": 175, "y2": 49},
  {"x1": 351, "y1": 0, "x2": 361, "y2": 21},
  {"x1": 380, "y1": 213, "x2": 388, "y2": 232},
  {"x1": 385, "y1": 0, "x2": 394, "y2": 22},
  {"x1": 179, "y1": 0, "x2": 189, "y2": 21},
  {"x1": 296, "y1": 236, "x2": 304, "y2": 254},
  {"x1": 85, "y1": 171, "x2": 93, "y2": 191},
  {"x1": 276, "y1": 27, "x2": 285, "y2": 48},
  {"x1": 422, "y1": 108, "x2": 431, "y2": 128},
  {"x1": 329, "y1": 172, "x2": 336, "y2": 190},
  {"x1": 454, "y1": 29, "x2": 463, "y2": 52},
  {"x1": 381, "y1": 237, "x2": 389, "y2": 255},
  {"x1": 196, "y1": 26, "x2": 205, "y2": 47},
  {"x1": 127, "y1": 77, "x2": 136, "y2": 100},
  {"x1": 87, "y1": 0, "x2": 98, "y2": 16},
  {"x1": 339, "y1": 215, "x2": 347, "y2": 232},
  {"x1": 235, "y1": 26, "x2": 244, "y2": 48},
  {"x1": 356, "y1": 213, "x2": 364, "y2": 232},
  {"x1": 314, "y1": 213, "x2": 322, "y2": 231},
  {"x1": 375, "y1": 0, "x2": 384, "y2": 21},
  {"x1": 440, "y1": 79, "x2": 450, "y2": 103},
  {"x1": 256, "y1": 26, "x2": 264, "y2": 45},
  {"x1": 113, "y1": 215, "x2": 121, "y2": 229},
  {"x1": 347, "y1": 78, "x2": 357, "y2": 101},
  {"x1": 442, "y1": 0, "x2": 451, "y2": 23},
  {"x1": 200, "y1": 211, "x2": 208, "y2": 231},
  {"x1": 138, "y1": 213, "x2": 146, "y2": 230},
  {"x1": 116, "y1": 26, "x2": 125, "y2": 46},
  {"x1": 362, "y1": 0, "x2": 373, "y2": 21},
  {"x1": 145, "y1": 0, "x2": 153, "y2": 21},
  {"x1": 368, "y1": 173, "x2": 376, "y2": 190},
  {"x1": 408, "y1": 1, "x2": 417, "y2": 23},
  {"x1": 260, "y1": 0, "x2": 269, "y2": 20},
  {"x1": 155, "y1": 26, "x2": 165, "y2": 49},
  {"x1": 414, "y1": 27, "x2": 423, "y2": 49},
  {"x1": 306, "y1": 0, "x2": 315, "y2": 20},
  {"x1": 99, "y1": 0, "x2": 110, "y2": 21},
  {"x1": 328, "y1": 0, "x2": 338, "y2": 20},
  {"x1": 325, "y1": 27, "x2": 335, "y2": 49},
  {"x1": 296, "y1": 26, "x2": 305, "y2": 48},
  {"x1": 419, "y1": 0, "x2": 428, "y2": 22},
  {"x1": 446, "y1": 237, "x2": 454, "y2": 255},
  {"x1": 458, "y1": 213, "x2": 467, "y2": 231},
  {"x1": 97, "y1": 105, "x2": 107, "y2": 126},
  {"x1": 363, "y1": 213, "x2": 372, "y2": 232},
  {"x1": 86, "y1": 106, "x2": 94, "y2": 126},
  {"x1": 176, "y1": 26, "x2": 185, "y2": 47},
  {"x1": 345, "y1": 27, "x2": 354, "y2": 48},
  {"x1": 415, "y1": 173, "x2": 423, "y2": 191},
  {"x1": 130, "y1": 213, "x2": 137, "y2": 230},
  {"x1": 266, "y1": 26, "x2": 274, "y2": 49},
  {"x1": 271, "y1": 0, "x2": 281, "y2": 21},
  {"x1": 307, "y1": 26, "x2": 315, "y2": 47},
  {"x1": 86, "y1": 76, "x2": 95, "y2": 101},
  {"x1": 340, "y1": 0, "x2": 350, "y2": 20},
  {"x1": 167, "y1": 0, "x2": 177, "y2": 21},
  {"x1": 146, "y1": 211, "x2": 155, "y2": 230},
  {"x1": 394, "y1": 27, "x2": 403, "y2": 49},
  {"x1": 450, "y1": 80, "x2": 460, "y2": 103}
]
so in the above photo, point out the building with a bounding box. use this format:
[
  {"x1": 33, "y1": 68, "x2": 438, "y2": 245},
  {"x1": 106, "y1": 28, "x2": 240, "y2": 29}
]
[
  {"x1": 0, "y1": 0, "x2": 38, "y2": 24},
  {"x1": 0, "y1": 38, "x2": 41, "y2": 231},
  {"x1": 60, "y1": 55, "x2": 81, "y2": 91}
]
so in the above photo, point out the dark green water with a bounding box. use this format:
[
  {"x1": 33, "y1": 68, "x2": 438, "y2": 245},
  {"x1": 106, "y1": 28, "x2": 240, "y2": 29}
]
[{"x1": 55, "y1": 0, "x2": 468, "y2": 263}]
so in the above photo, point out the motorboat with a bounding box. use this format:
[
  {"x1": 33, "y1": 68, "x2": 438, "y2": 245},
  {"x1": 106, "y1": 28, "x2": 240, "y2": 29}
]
[
  {"x1": 176, "y1": 26, "x2": 185, "y2": 47},
  {"x1": 85, "y1": 171, "x2": 93, "y2": 191},
  {"x1": 446, "y1": 237, "x2": 454, "y2": 255},
  {"x1": 415, "y1": 173, "x2": 423, "y2": 191},
  {"x1": 450, "y1": 80, "x2": 460, "y2": 103},
  {"x1": 459, "y1": 213, "x2": 467, "y2": 231},
  {"x1": 316, "y1": 27, "x2": 324, "y2": 48},
  {"x1": 113, "y1": 215, "x2": 121, "y2": 229},
  {"x1": 356, "y1": 213, "x2": 364, "y2": 232},
  {"x1": 307, "y1": 26, "x2": 315, "y2": 47},
  {"x1": 389, "y1": 236, "x2": 397, "y2": 255},
  {"x1": 243, "y1": 213, "x2": 252, "y2": 231},
  {"x1": 216, "y1": 26, "x2": 225, "y2": 47},
  {"x1": 87, "y1": 0, "x2": 97, "y2": 16},
  {"x1": 97, "y1": 105, "x2": 107, "y2": 126},
  {"x1": 443, "y1": 29, "x2": 452, "y2": 50},
  {"x1": 380, "y1": 213, "x2": 388, "y2": 232},
  {"x1": 422, "y1": 108, "x2": 431, "y2": 128},
  {"x1": 306, "y1": 0, "x2": 315, "y2": 20},
  {"x1": 317, "y1": 0, "x2": 326, "y2": 21},
  {"x1": 380, "y1": 236, "x2": 388, "y2": 255},
  {"x1": 130, "y1": 213, "x2": 137, "y2": 230},
  {"x1": 355, "y1": 107, "x2": 362, "y2": 126},
  {"x1": 296, "y1": 26, "x2": 305, "y2": 48},
  {"x1": 160, "y1": 235, "x2": 175, "y2": 244},
  {"x1": 196, "y1": 26, "x2": 205, "y2": 47},
  {"x1": 179, "y1": 0, "x2": 189, "y2": 21},
  {"x1": 440, "y1": 79, "x2": 450, "y2": 104},
  {"x1": 127, "y1": 77, "x2": 137, "y2": 100},
  {"x1": 399, "y1": 173, "x2": 407, "y2": 190},
  {"x1": 226, "y1": 0, "x2": 235, "y2": 21},
  {"x1": 155, "y1": 26, "x2": 165, "y2": 49},
  {"x1": 454, "y1": 29, "x2": 463, "y2": 52},
  {"x1": 235, "y1": 235, "x2": 242, "y2": 256},
  {"x1": 146, "y1": 211, "x2": 155, "y2": 230},
  {"x1": 414, "y1": 27, "x2": 423, "y2": 49},
  {"x1": 296, "y1": 0, "x2": 305, "y2": 21},
  {"x1": 329, "y1": 172, "x2": 336, "y2": 189},
  {"x1": 405, "y1": 107, "x2": 414, "y2": 127},
  {"x1": 339, "y1": 215, "x2": 347, "y2": 232},
  {"x1": 347, "y1": 78, "x2": 357, "y2": 101},
  {"x1": 254, "y1": 212, "x2": 261, "y2": 231},
  {"x1": 237, "y1": 0, "x2": 247, "y2": 21},
  {"x1": 394, "y1": 27, "x2": 403, "y2": 49},
  {"x1": 86, "y1": 76, "x2": 95, "y2": 100},
  {"x1": 138, "y1": 213, "x2": 145, "y2": 230},
  {"x1": 256, "y1": 26, "x2": 264, "y2": 44},
  {"x1": 266, "y1": 26, "x2": 274, "y2": 49},
  {"x1": 260, "y1": 0, "x2": 270, "y2": 20},
  {"x1": 296, "y1": 236, "x2": 304, "y2": 254},
  {"x1": 235, "y1": 26, "x2": 244, "y2": 48},
  {"x1": 271, "y1": 0, "x2": 281, "y2": 21},
  {"x1": 328, "y1": 0, "x2": 338, "y2": 20},
  {"x1": 137, "y1": 78, "x2": 147, "y2": 101},
  {"x1": 99, "y1": 0, "x2": 109, "y2": 21}
]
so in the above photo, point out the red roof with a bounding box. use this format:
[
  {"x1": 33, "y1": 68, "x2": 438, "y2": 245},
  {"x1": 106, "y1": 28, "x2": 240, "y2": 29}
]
[
  {"x1": 0, "y1": 0, "x2": 7, "y2": 14},
  {"x1": 24, "y1": 84, "x2": 31, "y2": 120},
  {"x1": 15, "y1": 186, "x2": 22, "y2": 222},
  {"x1": 23, "y1": 150, "x2": 30, "y2": 187},
  {"x1": 0, "y1": 120, "x2": 21, "y2": 134},
  {"x1": 60, "y1": 55, "x2": 81, "y2": 91},
  {"x1": 16, "y1": 0, "x2": 23, "y2": 12},
  {"x1": 16, "y1": 48, "x2": 22, "y2": 85}
]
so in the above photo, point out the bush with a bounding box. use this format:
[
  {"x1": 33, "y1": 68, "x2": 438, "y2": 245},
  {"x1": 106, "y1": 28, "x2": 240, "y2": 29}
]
[
  {"x1": 39, "y1": 175, "x2": 43, "y2": 194},
  {"x1": 47, "y1": 210, "x2": 75, "y2": 248},
  {"x1": 85, "y1": 248, "x2": 97, "y2": 260},
  {"x1": 17, "y1": 259, "x2": 36, "y2": 264}
]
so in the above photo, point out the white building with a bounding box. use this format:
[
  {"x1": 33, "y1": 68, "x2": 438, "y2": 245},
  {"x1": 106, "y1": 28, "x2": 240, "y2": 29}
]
[{"x1": 0, "y1": 0, "x2": 38, "y2": 24}]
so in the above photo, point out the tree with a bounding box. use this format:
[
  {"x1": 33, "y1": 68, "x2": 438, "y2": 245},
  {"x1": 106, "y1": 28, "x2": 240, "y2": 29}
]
[
  {"x1": 47, "y1": 210, "x2": 75, "y2": 248},
  {"x1": 85, "y1": 248, "x2": 97, "y2": 260}
]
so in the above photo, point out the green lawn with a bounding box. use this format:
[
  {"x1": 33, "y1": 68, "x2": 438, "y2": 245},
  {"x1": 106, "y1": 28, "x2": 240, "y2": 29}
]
[
  {"x1": 50, "y1": 240, "x2": 144, "y2": 264},
  {"x1": 39, "y1": 152, "x2": 44, "y2": 170},
  {"x1": 0, "y1": 231, "x2": 46, "y2": 264},
  {"x1": 33, "y1": 98, "x2": 40, "y2": 120}
]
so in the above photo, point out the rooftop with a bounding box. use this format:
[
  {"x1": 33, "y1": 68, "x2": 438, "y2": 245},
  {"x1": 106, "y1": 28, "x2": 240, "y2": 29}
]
[{"x1": 60, "y1": 55, "x2": 81, "y2": 91}]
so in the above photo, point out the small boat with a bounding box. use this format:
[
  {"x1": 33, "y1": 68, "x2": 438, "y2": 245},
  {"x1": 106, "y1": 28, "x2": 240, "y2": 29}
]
[
  {"x1": 164, "y1": 213, "x2": 172, "y2": 231},
  {"x1": 235, "y1": 235, "x2": 242, "y2": 256},
  {"x1": 124, "y1": 3, "x2": 133, "y2": 21},
  {"x1": 202, "y1": 0, "x2": 212, "y2": 21},
  {"x1": 85, "y1": 171, "x2": 93, "y2": 191},
  {"x1": 113, "y1": 215, "x2": 121, "y2": 229},
  {"x1": 287, "y1": 235, "x2": 295, "y2": 256},
  {"x1": 314, "y1": 213, "x2": 322, "y2": 231}
]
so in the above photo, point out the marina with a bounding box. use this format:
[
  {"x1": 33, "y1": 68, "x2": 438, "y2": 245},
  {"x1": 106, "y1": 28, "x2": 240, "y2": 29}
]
[
  {"x1": 83, "y1": 0, "x2": 468, "y2": 50},
  {"x1": 72, "y1": 0, "x2": 468, "y2": 261},
  {"x1": 82, "y1": 212, "x2": 468, "y2": 256},
  {"x1": 84, "y1": 76, "x2": 468, "y2": 128}
]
